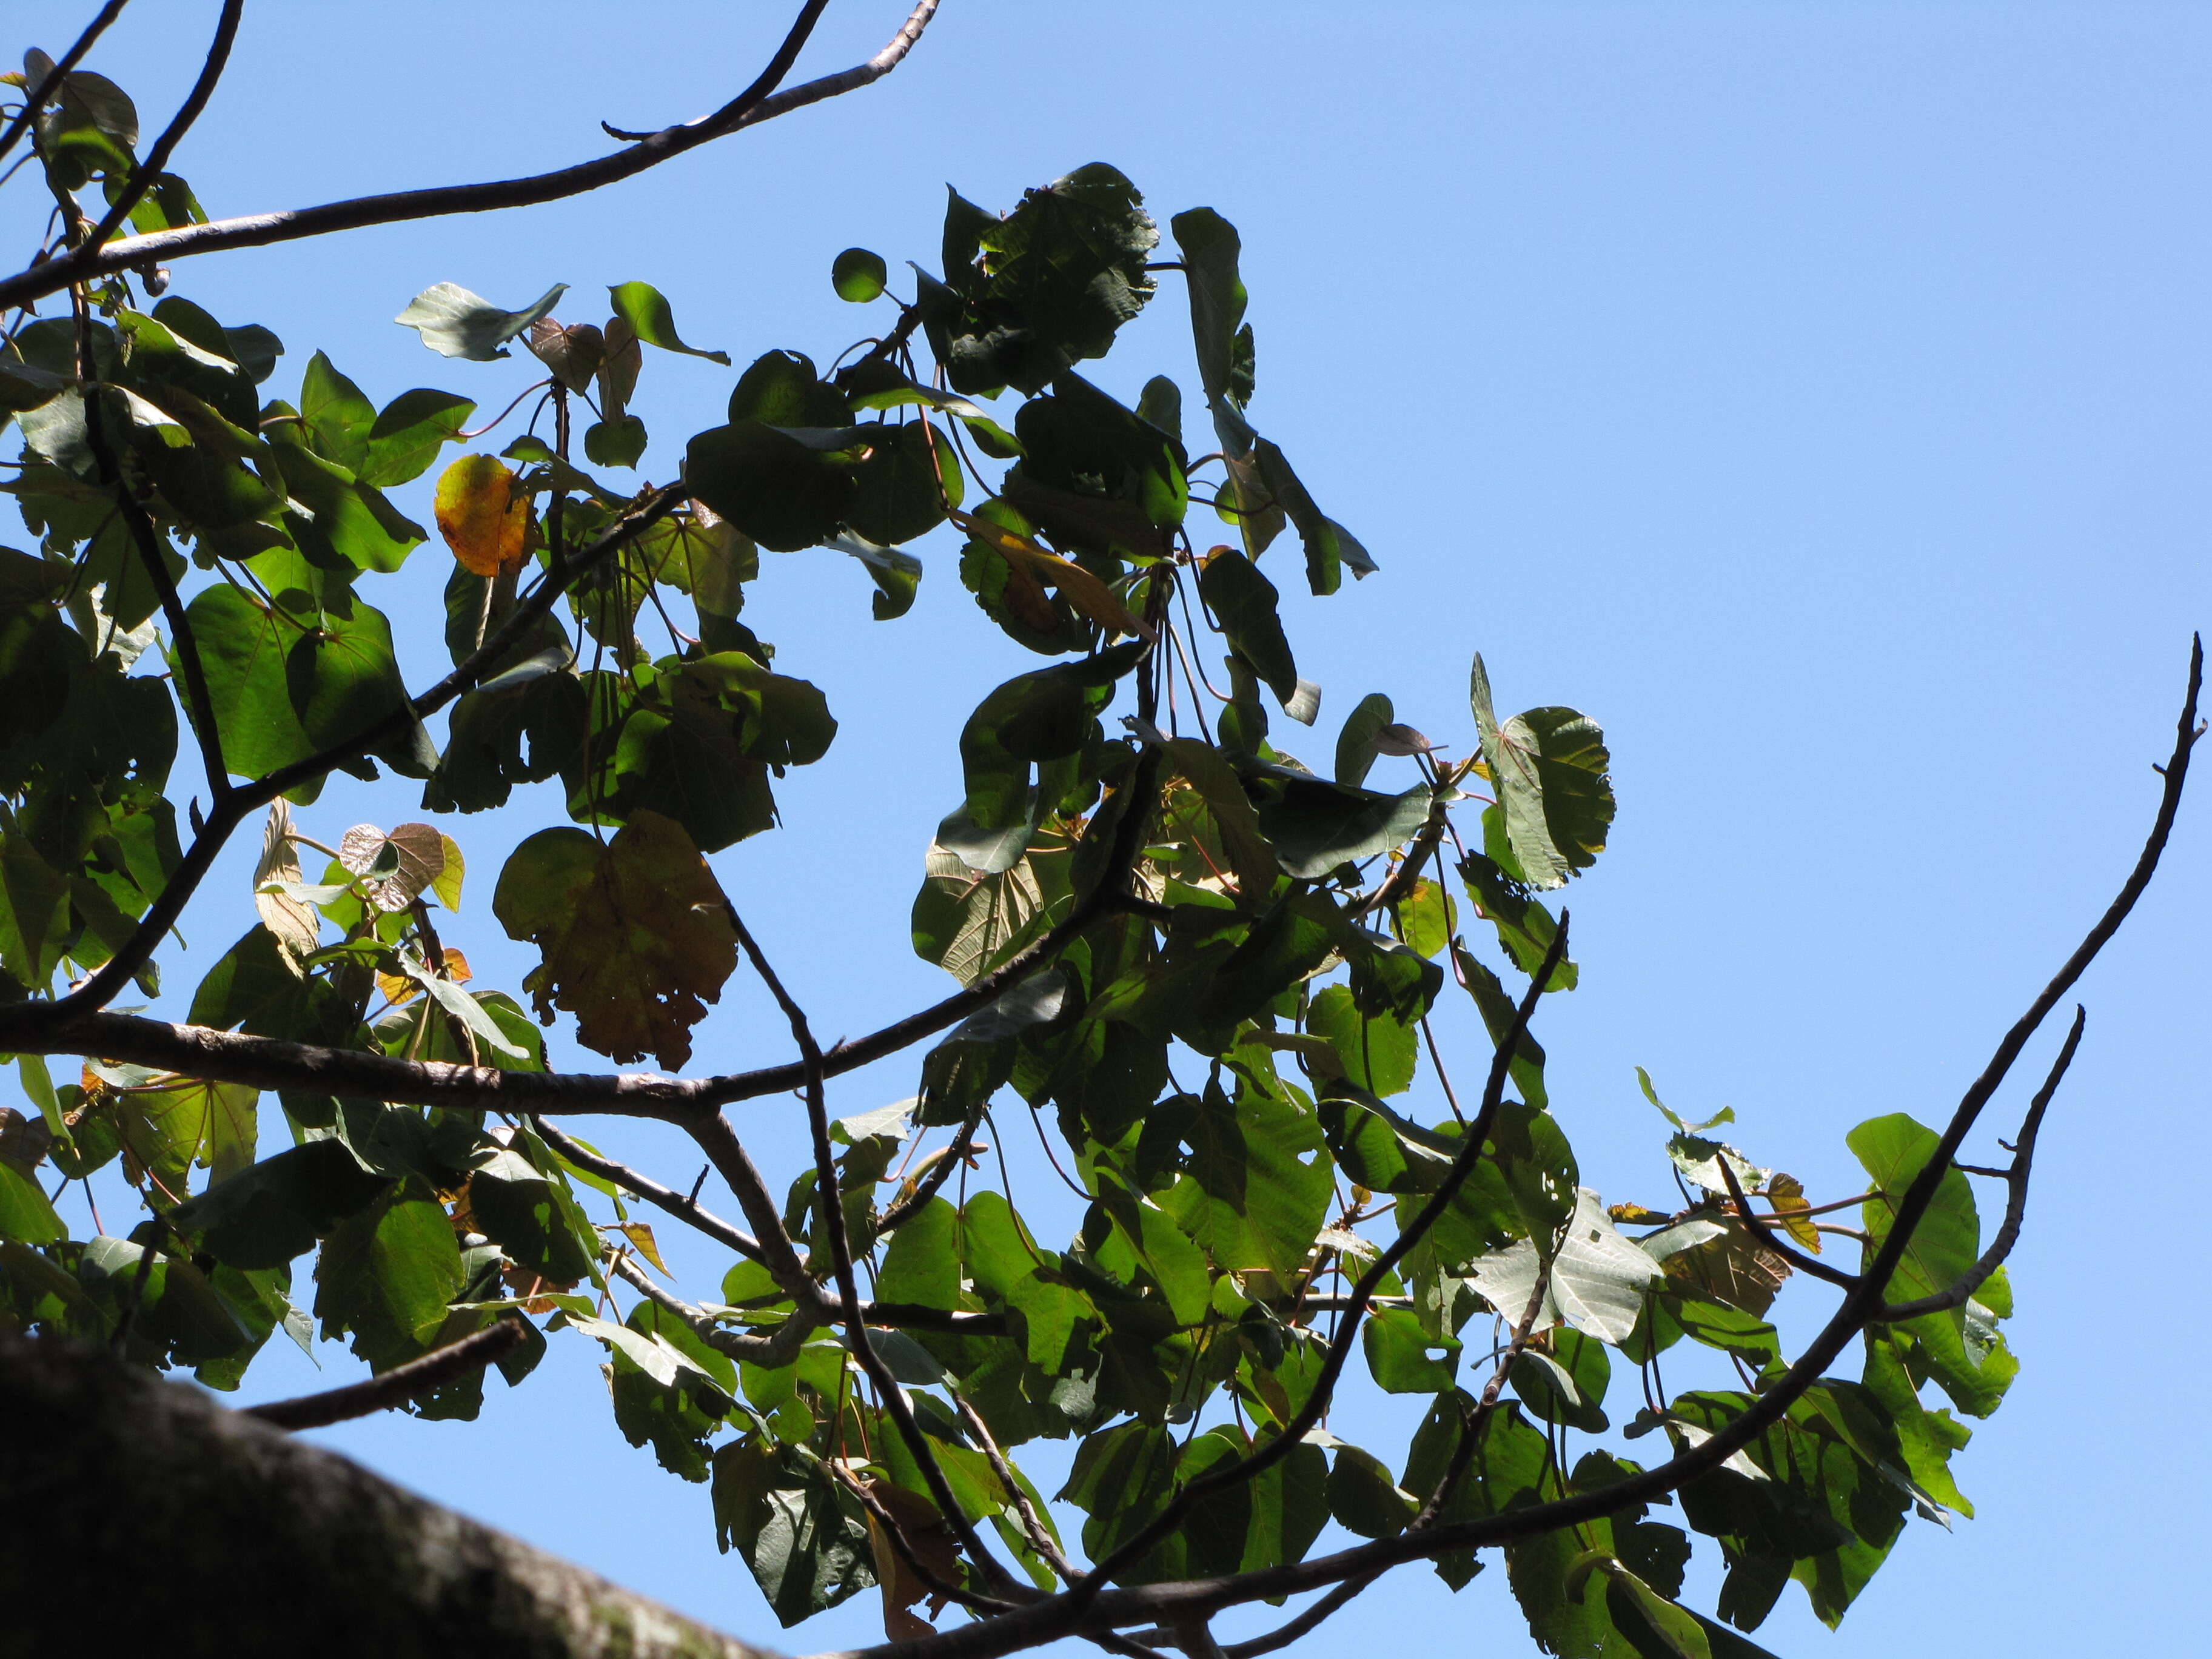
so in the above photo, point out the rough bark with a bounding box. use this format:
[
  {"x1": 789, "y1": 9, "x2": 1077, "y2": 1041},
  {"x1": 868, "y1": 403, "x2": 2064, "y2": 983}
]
[{"x1": 0, "y1": 1330, "x2": 778, "y2": 1659}]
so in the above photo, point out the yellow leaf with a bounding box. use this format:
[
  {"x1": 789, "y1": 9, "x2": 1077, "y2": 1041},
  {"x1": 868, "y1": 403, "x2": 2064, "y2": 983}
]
[
  {"x1": 616, "y1": 1221, "x2": 669, "y2": 1275},
  {"x1": 376, "y1": 969, "x2": 420, "y2": 1008},
  {"x1": 1766, "y1": 1172, "x2": 1821, "y2": 1254},
  {"x1": 432, "y1": 833, "x2": 466, "y2": 912},
  {"x1": 435, "y1": 454, "x2": 529, "y2": 577},
  {"x1": 949, "y1": 509, "x2": 1153, "y2": 640}
]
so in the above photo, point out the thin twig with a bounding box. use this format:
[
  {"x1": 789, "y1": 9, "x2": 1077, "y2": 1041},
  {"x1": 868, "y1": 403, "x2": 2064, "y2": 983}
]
[
  {"x1": 1716, "y1": 1159, "x2": 1861, "y2": 1291},
  {"x1": 605, "y1": 1250, "x2": 817, "y2": 1366},
  {"x1": 244, "y1": 1319, "x2": 525, "y2": 1430},
  {"x1": 0, "y1": 2, "x2": 130, "y2": 169},
  {"x1": 530, "y1": 1113, "x2": 762, "y2": 1261},
  {"x1": 723, "y1": 900, "x2": 1030, "y2": 1607},
  {"x1": 0, "y1": 1, "x2": 945, "y2": 310},
  {"x1": 1879, "y1": 1006, "x2": 2085, "y2": 1321},
  {"x1": 82, "y1": 0, "x2": 241, "y2": 251},
  {"x1": 956, "y1": 1394, "x2": 1071, "y2": 1581}
]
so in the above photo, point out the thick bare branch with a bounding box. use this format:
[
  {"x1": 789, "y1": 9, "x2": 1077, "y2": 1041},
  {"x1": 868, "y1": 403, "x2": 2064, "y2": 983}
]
[{"x1": 0, "y1": 1, "x2": 946, "y2": 312}]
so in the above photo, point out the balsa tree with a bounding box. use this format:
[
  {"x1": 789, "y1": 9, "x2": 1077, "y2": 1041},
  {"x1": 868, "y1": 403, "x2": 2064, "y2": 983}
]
[{"x1": 0, "y1": 6, "x2": 2200, "y2": 1658}]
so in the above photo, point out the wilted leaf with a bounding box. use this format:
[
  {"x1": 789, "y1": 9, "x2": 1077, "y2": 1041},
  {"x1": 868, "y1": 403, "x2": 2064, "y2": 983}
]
[
  {"x1": 338, "y1": 822, "x2": 446, "y2": 912},
  {"x1": 493, "y1": 811, "x2": 738, "y2": 1070},
  {"x1": 252, "y1": 801, "x2": 320, "y2": 964}
]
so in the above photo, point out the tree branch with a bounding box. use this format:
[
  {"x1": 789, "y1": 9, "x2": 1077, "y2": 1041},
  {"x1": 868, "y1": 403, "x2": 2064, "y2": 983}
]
[
  {"x1": 529, "y1": 1113, "x2": 763, "y2": 1261},
  {"x1": 686, "y1": 1109, "x2": 822, "y2": 1309},
  {"x1": 1715, "y1": 1159, "x2": 1862, "y2": 1291},
  {"x1": 1072, "y1": 917, "x2": 1572, "y2": 1600},
  {"x1": 0, "y1": 0, "x2": 947, "y2": 312},
  {"x1": 0, "y1": 732, "x2": 1167, "y2": 1129},
  {"x1": 605, "y1": 1250, "x2": 819, "y2": 1367},
  {"x1": 242, "y1": 1319, "x2": 525, "y2": 1430},
  {"x1": 0, "y1": 1, "x2": 130, "y2": 170},
  {"x1": 725, "y1": 900, "x2": 1031, "y2": 1607},
  {"x1": 1877, "y1": 1004, "x2": 2084, "y2": 1321},
  {"x1": 806, "y1": 638, "x2": 2203, "y2": 1659},
  {"x1": 81, "y1": 0, "x2": 241, "y2": 253}
]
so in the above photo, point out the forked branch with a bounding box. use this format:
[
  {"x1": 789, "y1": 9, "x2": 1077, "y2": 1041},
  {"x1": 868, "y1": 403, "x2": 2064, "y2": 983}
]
[{"x1": 0, "y1": 1, "x2": 945, "y2": 311}]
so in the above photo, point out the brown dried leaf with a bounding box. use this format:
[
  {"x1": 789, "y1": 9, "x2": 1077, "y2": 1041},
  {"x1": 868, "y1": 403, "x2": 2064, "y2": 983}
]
[
  {"x1": 498, "y1": 811, "x2": 738, "y2": 1071},
  {"x1": 862, "y1": 1477, "x2": 960, "y2": 1641},
  {"x1": 1661, "y1": 1219, "x2": 1790, "y2": 1316},
  {"x1": 252, "y1": 800, "x2": 321, "y2": 966},
  {"x1": 950, "y1": 509, "x2": 1153, "y2": 640},
  {"x1": 527, "y1": 318, "x2": 605, "y2": 394},
  {"x1": 339, "y1": 822, "x2": 446, "y2": 912}
]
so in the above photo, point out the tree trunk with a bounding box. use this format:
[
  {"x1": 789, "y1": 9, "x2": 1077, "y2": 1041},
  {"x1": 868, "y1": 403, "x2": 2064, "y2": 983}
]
[{"x1": 0, "y1": 1330, "x2": 778, "y2": 1659}]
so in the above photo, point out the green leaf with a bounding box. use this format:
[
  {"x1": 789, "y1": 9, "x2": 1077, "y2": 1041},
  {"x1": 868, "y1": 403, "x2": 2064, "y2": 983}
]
[
  {"x1": 1161, "y1": 1071, "x2": 1334, "y2": 1282},
  {"x1": 1328, "y1": 1444, "x2": 1416, "y2": 1538},
  {"x1": 1335, "y1": 692, "x2": 1395, "y2": 788},
  {"x1": 1307, "y1": 983, "x2": 1418, "y2": 1096},
  {"x1": 1250, "y1": 437, "x2": 1374, "y2": 596},
  {"x1": 1363, "y1": 1305, "x2": 1460, "y2": 1393},
  {"x1": 166, "y1": 1139, "x2": 392, "y2": 1270},
  {"x1": 845, "y1": 421, "x2": 959, "y2": 547},
  {"x1": 711, "y1": 1439, "x2": 876, "y2": 1626},
  {"x1": 469, "y1": 1141, "x2": 599, "y2": 1285},
  {"x1": 959, "y1": 643, "x2": 1145, "y2": 834},
  {"x1": 931, "y1": 164, "x2": 1159, "y2": 396},
  {"x1": 831, "y1": 248, "x2": 888, "y2": 303},
  {"x1": 1244, "y1": 763, "x2": 1432, "y2": 880},
  {"x1": 607, "y1": 280, "x2": 730, "y2": 364},
  {"x1": 877, "y1": 1196, "x2": 960, "y2": 1311},
  {"x1": 1849, "y1": 1113, "x2": 2014, "y2": 1417},
  {"x1": 1468, "y1": 654, "x2": 1614, "y2": 890},
  {"x1": 1169, "y1": 207, "x2": 1256, "y2": 452},
  {"x1": 0, "y1": 1161, "x2": 63, "y2": 1244},
  {"x1": 286, "y1": 601, "x2": 422, "y2": 771},
  {"x1": 394, "y1": 281, "x2": 568, "y2": 361},
  {"x1": 360, "y1": 388, "x2": 475, "y2": 488},
  {"x1": 685, "y1": 421, "x2": 857, "y2": 552},
  {"x1": 1458, "y1": 850, "x2": 1578, "y2": 989},
  {"x1": 1510, "y1": 1329, "x2": 1610, "y2": 1432},
  {"x1": 584, "y1": 415, "x2": 648, "y2": 469},
  {"x1": 1199, "y1": 548, "x2": 1309, "y2": 716},
  {"x1": 312, "y1": 1176, "x2": 466, "y2": 1369},
  {"x1": 181, "y1": 585, "x2": 317, "y2": 786}
]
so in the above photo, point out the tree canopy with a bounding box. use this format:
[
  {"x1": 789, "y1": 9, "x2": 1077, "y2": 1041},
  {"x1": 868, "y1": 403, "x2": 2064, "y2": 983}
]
[{"x1": 0, "y1": 7, "x2": 2202, "y2": 1658}]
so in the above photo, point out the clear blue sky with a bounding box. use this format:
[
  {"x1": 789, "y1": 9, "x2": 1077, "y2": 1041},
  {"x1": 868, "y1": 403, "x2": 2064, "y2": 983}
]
[{"x1": 18, "y1": 4, "x2": 2209, "y2": 1655}]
